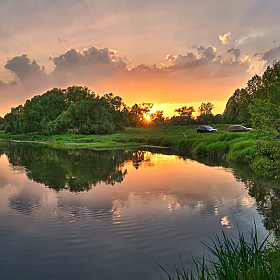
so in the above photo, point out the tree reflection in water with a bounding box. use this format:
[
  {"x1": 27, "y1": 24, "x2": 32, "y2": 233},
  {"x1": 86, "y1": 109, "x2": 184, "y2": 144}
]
[
  {"x1": 240, "y1": 177, "x2": 280, "y2": 237},
  {"x1": 1, "y1": 142, "x2": 157, "y2": 193},
  {"x1": 2, "y1": 143, "x2": 132, "y2": 192},
  {"x1": 2, "y1": 142, "x2": 280, "y2": 236},
  {"x1": 131, "y1": 150, "x2": 154, "y2": 169},
  {"x1": 180, "y1": 152, "x2": 280, "y2": 237}
]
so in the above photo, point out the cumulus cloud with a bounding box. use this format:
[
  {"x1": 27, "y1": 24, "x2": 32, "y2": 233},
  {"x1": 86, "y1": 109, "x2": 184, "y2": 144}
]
[
  {"x1": 50, "y1": 47, "x2": 127, "y2": 75},
  {"x1": 129, "y1": 64, "x2": 159, "y2": 73},
  {"x1": 166, "y1": 52, "x2": 197, "y2": 65},
  {"x1": 227, "y1": 48, "x2": 241, "y2": 61},
  {"x1": 0, "y1": 44, "x2": 256, "y2": 116},
  {"x1": 166, "y1": 46, "x2": 217, "y2": 70},
  {"x1": 258, "y1": 44, "x2": 280, "y2": 69},
  {"x1": 5, "y1": 54, "x2": 46, "y2": 81},
  {"x1": 219, "y1": 32, "x2": 231, "y2": 45}
]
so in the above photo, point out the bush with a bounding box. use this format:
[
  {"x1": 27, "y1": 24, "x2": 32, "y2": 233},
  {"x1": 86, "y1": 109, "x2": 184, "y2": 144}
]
[
  {"x1": 229, "y1": 139, "x2": 256, "y2": 153},
  {"x1": 207, "y1": 142, "x2": 229, "y2": 158},
  {"x1": 227, "y1": 146, "x2": 257, "y2": 165},
  {"x1": 251, "y1": 156, "x2": 280, "y2": 178}
]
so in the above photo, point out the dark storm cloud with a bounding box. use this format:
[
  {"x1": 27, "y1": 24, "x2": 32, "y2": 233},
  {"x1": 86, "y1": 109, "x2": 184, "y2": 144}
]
[
  {"x1": 5, "y1": 54, "x2": 46, "y2": 81},
  {"x1": 50, "y1": 47, "x2": 127, "y2": 75},
  {"x1": 227, "y1": 48, "x2": 241, "y2": 61},
  {"x1": 258, "y1": 45, "x2": 280, "y2": 68},
  {"x1": 166, "y1": 46, "x2": 217, "y2": 70}
]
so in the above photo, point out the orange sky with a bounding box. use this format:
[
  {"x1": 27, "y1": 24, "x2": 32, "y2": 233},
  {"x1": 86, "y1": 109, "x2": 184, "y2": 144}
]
[{"x1": 1, "y1": 0, "x2": 280, "y2": 117}]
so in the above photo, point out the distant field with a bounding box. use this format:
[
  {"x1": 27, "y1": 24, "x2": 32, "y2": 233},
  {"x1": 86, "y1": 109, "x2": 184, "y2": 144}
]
[{"x1": 0, "y1": 124, "x2": 253, "y2": 149}]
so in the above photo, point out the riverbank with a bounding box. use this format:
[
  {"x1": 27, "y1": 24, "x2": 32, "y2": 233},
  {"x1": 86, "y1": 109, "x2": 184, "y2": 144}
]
[
  {"x1": 0, "y1": 124, "x2": 279, "y2": 179},
  {"x1": 1, "y1": 126, "x2": 280, "y2": 278}
]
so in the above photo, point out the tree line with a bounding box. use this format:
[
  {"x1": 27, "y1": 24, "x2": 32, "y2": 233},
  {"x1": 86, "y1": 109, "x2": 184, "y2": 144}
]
[{"x1": 1, "y1": 60, "x2": 280, "y2": 134}]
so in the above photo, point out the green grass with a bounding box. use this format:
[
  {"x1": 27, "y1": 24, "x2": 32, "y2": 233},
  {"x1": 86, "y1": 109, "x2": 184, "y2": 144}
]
[
  {"x1": 1, "y1": 124, "x2": 280, "y2": 178},
  {"x1": 160, "y1": 225, "x2": 280, "y2": 280}
]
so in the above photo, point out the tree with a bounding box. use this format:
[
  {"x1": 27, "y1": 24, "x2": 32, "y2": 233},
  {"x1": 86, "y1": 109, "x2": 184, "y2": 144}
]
[
  {"x1": 172, "y1": 106, "x2": 196, "y2": 125},
  {"x1": 249, "y1": 99, "x2": 280, "y2": 138},
  {"x1": 197, "y1": 102, "x2": 214, "y2": 124},
  {"x1": 45, "y1": 99, "x2": 115, "y2": 135},
  {"x1": 255, "y1": 61, "x2": 280, "y2": 104},
  {"x1": 4, "y1": 105, "x2": 24, "y2": 133},
  {"x1": 151, "y1": 110, "x2": 165, "y2": 126},
  {"x1": 223, "y1": 88, "x2": 253, "y2": 124},
  {"x1": 64, "y1": 85, "x2": 94, "y2": 105},
  {"x1": 128, "y1": 103, "x2": 154, "y2": 127},
  {"x1": 174, "y1": 106, "x2": 195, "y2": 118},
  {"x1": 198, "y1": 102, "x2": 214, "y2": 115},
  {"x1": 100, "y1": 93, "x2": 129, "y2": 130},
  {"x1": 247, "y1": 60, "x2": 280, "y2": 135},
  {"x1": 4, "y1": 86, "x2": 129, "y2": 134}
]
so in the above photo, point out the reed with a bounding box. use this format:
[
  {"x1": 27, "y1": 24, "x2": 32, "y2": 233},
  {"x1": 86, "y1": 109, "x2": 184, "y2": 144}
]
[{"x1": 160, "y1": 226, "x2": 280, "y2": 280}]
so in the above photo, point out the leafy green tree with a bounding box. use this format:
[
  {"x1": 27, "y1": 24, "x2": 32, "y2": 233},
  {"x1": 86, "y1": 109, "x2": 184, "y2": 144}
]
[
  {"x1": 46, "y1": 99, "x2": 115, "y2": 135},
  {"x1": 223, "y1": 88, "x2": 253, "y2": 124},
  {"x1": 4, "y1": 86, "x2": 129, "y2": 135},
  {"x1": 4, "y1": 105, "x2": 24, "y2": 133},
  {"x1": 248, "y1": 60, "x2": 280, "y2": 136},
  {"x1": 100, "y1": 93, "x2": 129, "y2": 130},
  {"x1": 0, "y1": 117, "x2": 4, "y2": 131},
  {"x1": 212, "y1": 114, "x2": 223, "y2": 124},
  {"x1": 249, "y1": 99, "x2": 280, "y2": 138},
  {"x1": 64, "y1": 85, "x2": 94, "y2": 105},
  {"x1": 255, "y1": 61, "x2": 280, "y2": 103}
]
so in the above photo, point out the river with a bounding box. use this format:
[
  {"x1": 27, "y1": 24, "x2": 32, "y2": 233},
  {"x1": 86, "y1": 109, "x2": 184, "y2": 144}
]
[{"x1": 0, "y1": 142, "x2": 273, "y2": 280}]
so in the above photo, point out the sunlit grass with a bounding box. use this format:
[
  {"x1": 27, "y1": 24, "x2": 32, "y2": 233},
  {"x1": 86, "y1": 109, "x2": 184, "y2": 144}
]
[{"x1": 1, "y1": 125, "x2": 279, "y2": 178}]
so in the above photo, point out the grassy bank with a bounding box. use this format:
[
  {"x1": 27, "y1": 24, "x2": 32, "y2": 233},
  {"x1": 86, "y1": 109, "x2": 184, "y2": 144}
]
[{"x1": 0, "y1": 124, "x2": 279, "y2": 178}]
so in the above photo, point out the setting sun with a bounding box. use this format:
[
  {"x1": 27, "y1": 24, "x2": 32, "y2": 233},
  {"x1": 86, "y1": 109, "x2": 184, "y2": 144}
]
[{"x1": 143, "y1": 113, "x2": 151, "y2": 121}]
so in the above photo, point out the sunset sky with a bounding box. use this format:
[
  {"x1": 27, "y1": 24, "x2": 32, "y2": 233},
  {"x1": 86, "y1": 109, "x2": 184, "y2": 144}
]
[{"x1": 1, "y1": 0, "x2": 280, "y2": 117}]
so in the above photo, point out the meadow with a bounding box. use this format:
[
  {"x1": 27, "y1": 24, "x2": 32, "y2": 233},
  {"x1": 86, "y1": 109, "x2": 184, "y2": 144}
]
[{"x1": 0, "y1": 124, "x2": 277, "y2": 179}]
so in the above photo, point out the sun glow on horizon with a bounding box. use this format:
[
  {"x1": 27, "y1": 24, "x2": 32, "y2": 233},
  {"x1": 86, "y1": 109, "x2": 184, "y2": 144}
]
[
  {"x1": 143, "y1": 113, "x2": 151, "y2": 121},
  {"x1": 149, "y1": 101, "x2": 227, "y2": 118}
]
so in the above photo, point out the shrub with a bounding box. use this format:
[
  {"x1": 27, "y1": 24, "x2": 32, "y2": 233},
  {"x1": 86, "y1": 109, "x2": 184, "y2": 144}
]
[
  {"x1": 227, "y1": 146, "x2": 257, "y2": 165},
  {"x1": 193, "y1": 142, "x2": 208, "y2": 157},
  {"x1": 250, "y1": 156, "x2": 280, "y2": 178},
  {"x1": 207, "y1": 142, "x2": 229, "y2": 158}
]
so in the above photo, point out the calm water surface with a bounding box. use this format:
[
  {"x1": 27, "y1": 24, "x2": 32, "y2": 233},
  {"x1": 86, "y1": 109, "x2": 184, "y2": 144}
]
[{"x1": 0, "y1": 143, "x2": 269, "y2": 280}]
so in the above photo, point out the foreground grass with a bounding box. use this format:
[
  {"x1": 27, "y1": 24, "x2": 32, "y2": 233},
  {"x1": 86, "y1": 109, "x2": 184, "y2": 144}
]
[{"x1": 160, "y1": 226, "x2": 280, "y2": 280}]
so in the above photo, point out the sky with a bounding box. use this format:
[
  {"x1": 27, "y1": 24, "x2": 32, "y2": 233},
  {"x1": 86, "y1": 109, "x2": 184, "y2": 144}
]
[{"x1": 1, "y1": 0, "x2": 280, "y2": 117}]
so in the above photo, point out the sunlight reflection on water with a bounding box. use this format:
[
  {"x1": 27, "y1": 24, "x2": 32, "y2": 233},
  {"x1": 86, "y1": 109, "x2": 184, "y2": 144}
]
[{"x1": 0, "y1": 146, "x2": 270, "y2": 280}]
